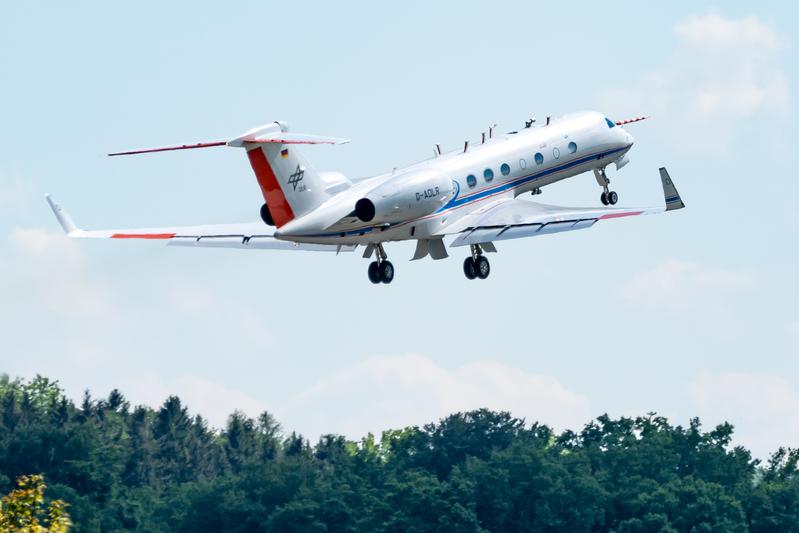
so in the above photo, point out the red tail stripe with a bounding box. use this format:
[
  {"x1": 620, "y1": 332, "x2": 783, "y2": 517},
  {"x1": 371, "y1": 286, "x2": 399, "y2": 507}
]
[{"x1": 246, "y1": 147, "x2": 294, "y2": 227}]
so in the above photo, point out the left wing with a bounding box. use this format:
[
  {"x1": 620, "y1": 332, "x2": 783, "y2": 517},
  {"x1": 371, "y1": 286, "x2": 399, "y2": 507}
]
[
  {"x1": 45, "y1": 195, "x2": 354, "y2": 252},
  {"x1": 439, "y1": 167, "x2": 684, "y2": 247}
]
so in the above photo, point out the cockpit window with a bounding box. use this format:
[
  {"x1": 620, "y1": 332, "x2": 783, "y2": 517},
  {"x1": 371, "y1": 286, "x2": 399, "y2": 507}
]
[{"x1": 605, "y1": 118, "x2": 616, "y2": 128}]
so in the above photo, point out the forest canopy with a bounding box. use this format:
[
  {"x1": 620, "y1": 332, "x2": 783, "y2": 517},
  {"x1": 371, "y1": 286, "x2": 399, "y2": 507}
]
[{"x1": 1, "y1": 374, "x2": 798, "y2": 532}]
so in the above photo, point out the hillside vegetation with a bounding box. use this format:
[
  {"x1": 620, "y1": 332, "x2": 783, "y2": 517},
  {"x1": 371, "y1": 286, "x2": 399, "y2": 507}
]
[{"x1": 1, "y1": 375, "x2": 798, "y2": 532}]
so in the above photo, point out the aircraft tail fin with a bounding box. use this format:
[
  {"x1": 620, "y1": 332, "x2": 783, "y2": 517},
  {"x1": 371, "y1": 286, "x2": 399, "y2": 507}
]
[
  {"x1": 107, "y1": 122, "x2": 352, "y2": 229},
  {"x1": 233, "y1": 122, "x2": 351, "y2": 228}
]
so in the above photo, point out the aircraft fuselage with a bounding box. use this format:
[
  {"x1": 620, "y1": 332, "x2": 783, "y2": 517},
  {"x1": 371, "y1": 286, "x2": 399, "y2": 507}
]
[{"x1": 276, "y1": 111, "x2": 634, "y2": 245}]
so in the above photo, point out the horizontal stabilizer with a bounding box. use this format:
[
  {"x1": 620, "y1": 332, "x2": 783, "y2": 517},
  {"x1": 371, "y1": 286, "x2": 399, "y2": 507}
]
[
  {"x1": 227, "y1": 132, "x2": 350, "y2": 147},
  {"x1": 108, "y1": 122, "x2": 349, "y2": 156},
  {"x1": 108, "y1": 141, "x2": 227, "y2": 157}
]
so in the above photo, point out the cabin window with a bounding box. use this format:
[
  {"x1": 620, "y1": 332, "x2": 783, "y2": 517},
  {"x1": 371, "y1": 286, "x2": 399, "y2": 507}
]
[
  {"x1": 500, "y1": 163, "x2": 511, "y2": 176},
  {"x1": 553, "y1": 147, "x2": 560, "y2": 160},
  {"x1": 534, "y1": 152, "x2": 544, "y2": 165},
  {"x1": 483, "y1": 168, "x2": 494, "y2": 182},
  {"x1": 605, "y1": 118, "x2": 616, "y2": 128},
  {"x1": 466, "y1": 174, "x2": 477, "y2": 188},
  {"x1": 519, "y1": 158, "x2": 527, "y2": 169},
  {"x1": 568, "y1": 141, "x2": 577, "y2": 154}
]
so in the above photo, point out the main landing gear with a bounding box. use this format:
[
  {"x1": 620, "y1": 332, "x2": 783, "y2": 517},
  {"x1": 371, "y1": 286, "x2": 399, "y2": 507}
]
[
  {"x1": 367, "y1": 243, "x2": 394, "y2": 284},
  {"x1": 594, "y1": 168, "x2": 618, "y2": 206},
  {"x1": 463, "y1": 244, "x2": 490, "y2": 280}
]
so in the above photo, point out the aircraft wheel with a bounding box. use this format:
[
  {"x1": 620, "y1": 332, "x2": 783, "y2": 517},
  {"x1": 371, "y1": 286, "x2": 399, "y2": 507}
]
[
  {"x1": 368, "y1": 261, "x2": 381, "y2": 284},
  {"x1": 600, "y1": 192, "x2": 609, "y2": 206},
  {"x1": 463, "y1": 257, "x2": 477, "y2": 280},
  {"x1": 608, "y1": 191, "x2": 618, "y2": 205},
  {"x1": 379, "y1": 261, "x2": 395, "y2": 284},
  {"x1": 475, "y1": 256, "x2": 490, "y2": 280}
]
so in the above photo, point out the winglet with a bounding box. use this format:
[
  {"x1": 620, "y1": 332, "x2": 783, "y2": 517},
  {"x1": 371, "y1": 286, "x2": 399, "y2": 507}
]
[
  {"x1": 659, "y1": 168, "x2": 685, "y2": 211},
  {"x1": 45, "y1": 195, "x2": 80, "y2": 235}
]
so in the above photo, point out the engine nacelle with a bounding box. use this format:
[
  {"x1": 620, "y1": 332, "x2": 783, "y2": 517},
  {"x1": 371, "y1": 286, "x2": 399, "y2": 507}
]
[{"x1": 354, "y1": 169, "x2": 455, "y2": 224}]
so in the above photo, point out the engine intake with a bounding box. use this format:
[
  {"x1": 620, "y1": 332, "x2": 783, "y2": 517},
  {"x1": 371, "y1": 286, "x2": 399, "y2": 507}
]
[
  {"x1": 354, "y1": 169, "x2": 454, "y2": 224},
  {"x1": 354, "y1": 198, "x2": 376, "y2": 222}
]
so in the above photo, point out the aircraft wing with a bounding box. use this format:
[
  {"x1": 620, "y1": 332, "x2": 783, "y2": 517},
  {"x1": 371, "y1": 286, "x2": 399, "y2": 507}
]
[
  {"x1": 439, "y1": 167, "x2": 684, "y2": 247},
  {"x1": 45, "y1": 195, "x2": 355, "y2": 252}
]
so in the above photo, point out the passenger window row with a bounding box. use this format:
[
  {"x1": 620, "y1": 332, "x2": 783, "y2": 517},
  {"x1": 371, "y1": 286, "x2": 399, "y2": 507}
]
[{"x1": 464, "y1": 142, "x2": 578, "y2": 188}]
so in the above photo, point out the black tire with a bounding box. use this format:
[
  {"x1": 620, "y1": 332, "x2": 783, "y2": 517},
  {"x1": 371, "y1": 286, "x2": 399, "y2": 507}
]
[
  {"x1": 475, "y1": 256, "x2": 490, "y2": 279},
  {"x1": 379, "y1": 261, "x2": 395, "y2": 284},
  {"x1": 368, "y1": 261, "x2": 381, "y2": 284},
  {"x1": 608, "y1": 191, "x2": 618, "y2": 205},
  {"x1": 463, "y1": 257, "x2": 477, "y2": 280},
  {"x1": 260, "y1": 203, "x2": 274, "y2": 226},
  {"x1": 600, "y1": 192, "x2": 609, "y2": 206}
]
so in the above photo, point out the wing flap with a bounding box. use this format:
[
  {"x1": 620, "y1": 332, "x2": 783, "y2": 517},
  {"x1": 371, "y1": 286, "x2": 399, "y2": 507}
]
[{"x1": 168, "y1": 236, "x2": 352, "y2": 252}]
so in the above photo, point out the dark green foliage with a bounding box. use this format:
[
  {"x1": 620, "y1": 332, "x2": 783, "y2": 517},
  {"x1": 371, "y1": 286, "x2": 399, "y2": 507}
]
[{"x1": 1, "y1": 374, "x2": 798, "y2": 532}]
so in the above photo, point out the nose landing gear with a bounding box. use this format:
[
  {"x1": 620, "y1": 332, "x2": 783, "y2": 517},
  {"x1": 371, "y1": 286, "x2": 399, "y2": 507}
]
[
  {"x1": 367, "y1": 243, "x2": 394, "y2": 284},
  {"x1": 594, "y1": 168, "x2": 618, "y2": 206},
  {"x1": 464, "y1": 244, "x2": 490, "y2": 280}
]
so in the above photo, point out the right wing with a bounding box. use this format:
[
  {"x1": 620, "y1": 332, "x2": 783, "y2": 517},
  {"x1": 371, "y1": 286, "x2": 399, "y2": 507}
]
[
  {"x1": 438, "y1": 167, "x2": 684, "y2": 247},
  {"x1": 45, "y1": 195, "x2": 354, "y2": 252}
]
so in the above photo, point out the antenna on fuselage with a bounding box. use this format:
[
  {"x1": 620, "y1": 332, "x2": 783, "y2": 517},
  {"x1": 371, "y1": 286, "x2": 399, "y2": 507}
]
[
  {"x1": 433, "y1": 144, "x2": 442, "y2": 157},
  {"x1": 481, "y1": 132, "x2": 486, "y2": 144},
  {"x1": 489, "y1": 124, "x2": 496, "y2": 139},
  {"x1": 546, "y1": 116, "x2": 551, "y2": 126},
  {"x1": 525, "y1": 118, "x2": 536, "y2": 128},
  {"x1": 463, "y1": 141, "x2": 469, "y2": 153}
]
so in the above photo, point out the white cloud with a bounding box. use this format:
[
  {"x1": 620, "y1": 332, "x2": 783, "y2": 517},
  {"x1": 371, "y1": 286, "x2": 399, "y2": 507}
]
[
  {"x1": 0, "y1": 227, "x2": 272, "y2": 348},
  {"x1": 279, "y1": 354, "x2": 590, "y2": 440},
  {"x1": 688, "y1": 372, "x2": 799, "y2": 459},
  {"x1": 114, "y1": 374, "x2": 267, "y2": 429},
  {"x1": 0, "y1": 227, "x2": 274, "y2": 422},
  {"x1": 121, "y1": 373, "x2": 267, "y2": 428},
  {"x1": 165, "y1": 284, "x2": 273, "y2": 349},
  {"x1": 173, "y1": 376, "x2": 266, "y2": 426},
  {"x1": 618, "y1": 260, "x2": 751, "y2": 328},
  {"x1": 602, "y1": 13, "x2": 790, "y2": 153},
  {"x1": 4, "y1": 228, "x2": 109, "y2": 317}
]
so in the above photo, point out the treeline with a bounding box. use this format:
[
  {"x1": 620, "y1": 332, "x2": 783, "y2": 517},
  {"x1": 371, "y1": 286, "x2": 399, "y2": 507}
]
[{"x1": 1, "y1": 375, "x2": 798, "y2": 532}]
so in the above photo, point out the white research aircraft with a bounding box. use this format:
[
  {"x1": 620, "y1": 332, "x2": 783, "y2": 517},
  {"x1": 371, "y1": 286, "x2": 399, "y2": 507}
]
[{"x1": 47, "y1": 111, "x2": 684, "y2": 284}]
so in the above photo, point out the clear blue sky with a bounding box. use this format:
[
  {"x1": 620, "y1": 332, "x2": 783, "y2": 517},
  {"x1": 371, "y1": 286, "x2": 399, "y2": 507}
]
[{"x1": 1, "y1": 1, "x2": 797, "y2": 458}]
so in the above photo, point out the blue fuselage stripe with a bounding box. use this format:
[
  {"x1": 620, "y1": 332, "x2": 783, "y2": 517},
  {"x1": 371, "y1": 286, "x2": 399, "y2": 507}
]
[{"x1": 441, "y1": 145, "x2": 627, "y2": 211}]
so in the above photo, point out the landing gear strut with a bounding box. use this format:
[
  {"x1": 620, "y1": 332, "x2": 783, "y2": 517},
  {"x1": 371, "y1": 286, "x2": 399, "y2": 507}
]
[
  {"x1": 594, "y1": 168, "x2": 618, "y2": 206},
  {"x1": 368, "y1": 243, "x2": 394, "y2": 284},
  {"x1": 464, "y1": 244, "x2": 490, "y2": 280}
]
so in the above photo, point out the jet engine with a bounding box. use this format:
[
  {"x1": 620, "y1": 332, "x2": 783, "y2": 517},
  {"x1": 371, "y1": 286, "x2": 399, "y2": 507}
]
[{"x1": 354, "y1": 168, "x2": 455, "y2": 224}]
